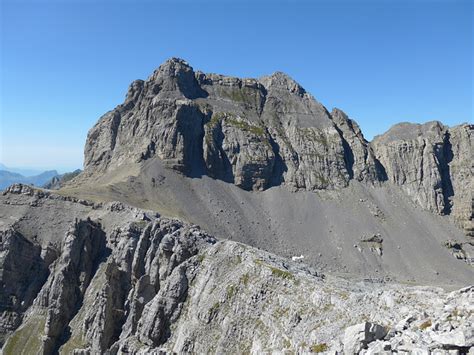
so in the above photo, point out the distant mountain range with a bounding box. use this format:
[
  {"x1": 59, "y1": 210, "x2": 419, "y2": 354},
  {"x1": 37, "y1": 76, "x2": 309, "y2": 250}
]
[
  {"x1": 0, "y1": 168, "x2": 59, "y2": 189},
  {"x1": 0, "y1": 163, "x2": 46, "y2": 177},
  {"x1": 0, "y1": 164, "x2": 82, "y2": 190}
]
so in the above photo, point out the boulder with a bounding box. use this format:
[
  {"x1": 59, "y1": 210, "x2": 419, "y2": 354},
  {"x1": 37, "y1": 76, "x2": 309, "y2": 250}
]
[
  {"x1": 432, "y1": 327, "x2": 474, "y2": 348},
  {"x1": 343, "y1": 322, "x2": 387, "y2": 354}
]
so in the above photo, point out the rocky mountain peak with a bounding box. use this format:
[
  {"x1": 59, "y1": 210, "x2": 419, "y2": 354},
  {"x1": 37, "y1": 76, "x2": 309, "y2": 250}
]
[
  {"x1": 146, "y1": 57, "x2": 205, "y2": 99},
  {"x1": 80, "y1": 58, "x2": 472, "y2": 235},
  {"x1": 152, "y1": 57, "x2": 193, "y2": 76},
  {"x1": 373, "y1": 120, "x2": 447, "y2": 144},
  {"x1": 259, "y1": 71, "x2": 307, "y2": 97},
  {"x1": 125, "y1": 79, "x2": 145, "y2": 103}
]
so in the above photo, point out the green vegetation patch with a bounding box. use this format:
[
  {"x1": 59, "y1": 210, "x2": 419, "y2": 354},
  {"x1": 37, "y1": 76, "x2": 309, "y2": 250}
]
[
  {"x1": 209, "y1": 302, "x2": 221, "y2": 317},
  {"x1": 60, "y1": 330, "x2": 88, "y2": 354},
  {"x1": 130, "y1": 220, "x2": 149, "y2": 230},
  {"x1": 299, "y1": 128, "x2": 329, "y2": 147},
  {"x1": 207, "y1": 112, "x2": 226, "y2": 128},
  {"x1": 310, "y1": 343, "x2": 328, "y2": 353},
  {"x1": 240, "y1": 273, "x2": 250, "y2": 286},
  {"x1": 227, "y1": 118, "x2": 266, "y2": 136},
  {"x1": 3, "y1": 314, "x2": 46, "y2": 355},
  {"x1": 270, "y1": 266, "x2": 294, "y2": 280},
  {"x1": 222, "y1": 87, "x2": 260, "y2": 107},
  {"x1": 226, "y1": 284, "x2": 237, "y2": 299},
  {"x1": 254, "y1": 259, "x2": 295, "y2": 281},
  {"x1": 315, "y1": 173, "x2": 329, "y2": 186},
  {"x1": 273, "y1": 306, "x2": 290, "y2": 319}
]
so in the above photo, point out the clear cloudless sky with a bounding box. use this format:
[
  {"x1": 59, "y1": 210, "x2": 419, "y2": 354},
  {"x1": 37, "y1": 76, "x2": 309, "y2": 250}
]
[{"x1": 1, "y1": 0, "x2": 472, "y2": 171}]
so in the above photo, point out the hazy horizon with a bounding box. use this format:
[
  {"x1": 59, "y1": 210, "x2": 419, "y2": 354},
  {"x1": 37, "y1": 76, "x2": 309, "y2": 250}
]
[
  {"x1": 1, "y1": 0, "x2": 472, "y2": 169},
  {"x1": 0, "y1": 162, "x2": 77, "y2": 175}
]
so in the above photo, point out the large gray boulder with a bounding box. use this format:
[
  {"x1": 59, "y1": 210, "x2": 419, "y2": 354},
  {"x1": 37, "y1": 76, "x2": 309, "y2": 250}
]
[
  {"x1": 432, "y1": 328, "x2": 474, "y2": 348},
  {"x1": 343, "y1": 322, "x2": 387, "y2": 354}
]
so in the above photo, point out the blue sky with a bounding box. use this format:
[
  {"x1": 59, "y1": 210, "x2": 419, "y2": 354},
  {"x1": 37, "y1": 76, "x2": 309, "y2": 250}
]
[{"x1": 1, "y1": 0, "x2": 472, "y2": 171}]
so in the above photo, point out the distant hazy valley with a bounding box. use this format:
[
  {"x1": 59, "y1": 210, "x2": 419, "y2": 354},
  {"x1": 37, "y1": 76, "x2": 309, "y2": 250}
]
[{"x1": 0, "y1": 164, "x2": 81, "y2": 190}]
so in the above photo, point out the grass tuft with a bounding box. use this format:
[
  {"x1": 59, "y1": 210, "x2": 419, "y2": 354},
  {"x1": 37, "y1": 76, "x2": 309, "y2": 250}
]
[
  {"x1": 419, "y1": 319, "x2": 432, "y2": 330},
  {"x1": 310, "y1": 343, "x2": 328, "y2": 353}
]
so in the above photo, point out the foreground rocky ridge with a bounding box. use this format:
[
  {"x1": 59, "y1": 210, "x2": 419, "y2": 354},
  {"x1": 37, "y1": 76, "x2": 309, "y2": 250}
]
[
  {"x1": 0, "y1": 185, "x2": 473, "y2": 354},
  {"x1": 80, "y1": 58, "x2": 472, "y2": 236}
]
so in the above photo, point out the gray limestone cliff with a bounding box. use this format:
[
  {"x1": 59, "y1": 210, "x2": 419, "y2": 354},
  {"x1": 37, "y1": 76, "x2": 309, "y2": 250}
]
[
  {"x1": 79, "y1": 58, "x2": 472, "y2": 235},
  {"x1": 371, "y1": 122, "x2": 473, "y2": 236},
  {"x1": 83, "y1": 58, "x2": 381, "y2": 192}
]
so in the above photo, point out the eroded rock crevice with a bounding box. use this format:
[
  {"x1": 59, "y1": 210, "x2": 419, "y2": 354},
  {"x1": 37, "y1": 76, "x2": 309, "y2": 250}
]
[
  {"x1": 36, "y1": 220, "x2": 108, "y2": 354},
  {"x1": 0, "y1": 229, "x2": 50, "y2": 346}
]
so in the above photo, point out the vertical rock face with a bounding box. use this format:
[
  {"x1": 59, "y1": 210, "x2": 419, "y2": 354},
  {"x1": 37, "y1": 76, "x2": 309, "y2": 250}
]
[
  {"x1": 64, "y1": 220, "x2": 214, "y2": 354},
  {"x1": 3, "y1": 214, "x2": 216, "y2": 355},
  {"x1": 371, "y1": 122, "x2": 449, "y2": 215},
  {"x1": 34, "y1": 220, "x2": 107, "y2": 354},
  {"x1": 330, "y1": 108, "x2": 385, "y2": 183},
  {"x1": 257, "y1": 73, "x2": 352, "y2": 190},
  {"x1": 371, "y1": 122, "x2": 473, "y2": 236},
  {"x1": 84, "y1": 59, "x2": 207, "y2": 176},
  {"x1": 448, "y1": 124, "x2": 474, "y2": 237}
]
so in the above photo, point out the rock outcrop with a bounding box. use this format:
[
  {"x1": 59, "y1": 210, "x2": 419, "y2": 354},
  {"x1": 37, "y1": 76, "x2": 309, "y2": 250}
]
[
  {"x1": 0, "y1": 187, "x2": 473, "y2": 354},
  {"x1": 330, "y1": 108, "x2": 385, "y2": 183},
  {"x1": 343, "y1": 322, "x2": 387, "y2": 354},
  {"x1": 43, "y1": 169, "x2": 82, "y2": 190},
  {"x1": 447, "y1": 124, "x2": 474, "y2": 237},
  {"x1": 372, "y1": 122, "x2": 473, "y2": 236},
  {"x1": 35, "y1": 220, "x2": 107, "y2": 354}
]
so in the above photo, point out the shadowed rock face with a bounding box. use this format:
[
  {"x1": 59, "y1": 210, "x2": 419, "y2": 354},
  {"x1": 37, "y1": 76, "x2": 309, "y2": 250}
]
[{"x1": 80, "y1": 58, "x2": 472, "y2": 235}]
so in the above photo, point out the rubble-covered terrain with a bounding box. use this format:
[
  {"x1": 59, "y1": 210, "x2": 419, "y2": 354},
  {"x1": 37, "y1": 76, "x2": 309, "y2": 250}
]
[{"x1": 0, "y1": 186, "x2": 472, "y2": 354}]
